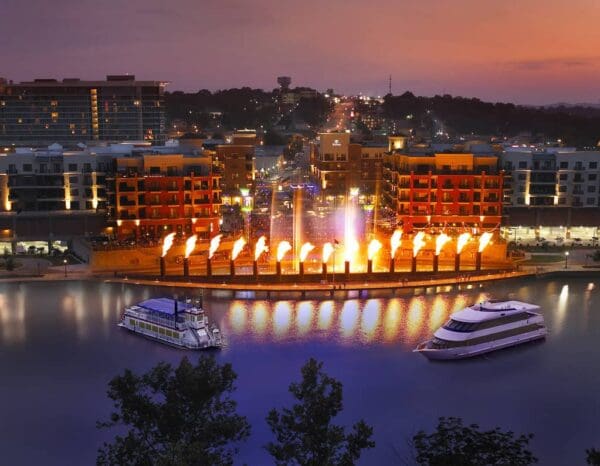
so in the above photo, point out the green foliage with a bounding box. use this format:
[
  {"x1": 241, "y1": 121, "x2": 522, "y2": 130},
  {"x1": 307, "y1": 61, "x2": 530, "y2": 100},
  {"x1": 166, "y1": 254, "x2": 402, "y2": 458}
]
[
  {"x1": 265, "y1": 358, "x2": 375, "y2": 466},
  {"x1": 413, "y1": 417, "x2": 537, "y2": 466},
  {"x1": 97, "y1": 356, "x2": 250, "y2": 466},
  {"x1": 592, "y1": 250, "x2": 600, "y2": 262},
  {"x1": 587, "y1": 448, "x2": 600, "y2": 465}
]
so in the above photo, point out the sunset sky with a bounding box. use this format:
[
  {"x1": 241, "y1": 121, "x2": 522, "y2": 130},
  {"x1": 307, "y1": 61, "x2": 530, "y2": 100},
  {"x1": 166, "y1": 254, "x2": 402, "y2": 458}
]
[{"x1": 2, "y1": 0, "x2": 600, "y2": 104}]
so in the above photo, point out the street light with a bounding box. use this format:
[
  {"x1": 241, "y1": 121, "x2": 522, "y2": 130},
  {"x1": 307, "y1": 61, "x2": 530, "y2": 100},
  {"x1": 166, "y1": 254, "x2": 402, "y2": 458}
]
[
  {"x1": 63, "y1": 258, "x2": 68, "y2": 277},
  {"x1": 564, "y1": 251, "x2": 569, "y2": 269}
]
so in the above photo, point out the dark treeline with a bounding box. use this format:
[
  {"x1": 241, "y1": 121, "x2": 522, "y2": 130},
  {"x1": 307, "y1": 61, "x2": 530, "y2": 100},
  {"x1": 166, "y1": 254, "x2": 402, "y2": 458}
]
[
  {"x1": 383, "y1": 92, "x2": 600, "y2": 148},
  {"x1": 165, "y1": 88, "x2": 331, "y2": 132}
]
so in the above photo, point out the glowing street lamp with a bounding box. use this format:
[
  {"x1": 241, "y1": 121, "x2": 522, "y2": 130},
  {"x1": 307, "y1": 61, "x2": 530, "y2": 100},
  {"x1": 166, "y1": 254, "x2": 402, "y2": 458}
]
[{"x1": 564, "y1": 250, "x2": 569, "y2": 269}]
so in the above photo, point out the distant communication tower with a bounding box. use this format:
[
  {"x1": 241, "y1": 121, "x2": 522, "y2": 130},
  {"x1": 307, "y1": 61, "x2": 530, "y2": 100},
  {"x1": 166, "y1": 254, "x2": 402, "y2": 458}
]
[
  {"x1": 388, "y1": 75, "x2": 392, "y2": 95},
  {"x1": 277, "y1": 76, "x2": 291, "y2": 91}
]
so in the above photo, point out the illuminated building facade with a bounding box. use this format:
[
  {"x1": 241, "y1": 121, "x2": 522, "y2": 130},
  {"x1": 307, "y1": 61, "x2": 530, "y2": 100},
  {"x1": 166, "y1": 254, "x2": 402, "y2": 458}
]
[
  {"x1": 311, "y1": 132, "x2": 386, "y2": 199},
  {"x1": 110, "y1": 153, "x2": 221, "y2": 240},
  {"x1": 0, "y1": 75, "x2": 166, "y2": 146},
  {"x1": 383, "y1": 152, "x2": 503, "y2": 232},
  {"x1": 214, "y1": 144, "x2": 255, "y2": 196},
  {"x1": 500, "y1": 148, "x2": 600, "y2": 240}
]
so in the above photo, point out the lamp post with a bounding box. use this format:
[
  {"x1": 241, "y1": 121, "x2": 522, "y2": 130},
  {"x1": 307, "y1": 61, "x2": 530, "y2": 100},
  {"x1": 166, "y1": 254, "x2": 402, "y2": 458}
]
[
  {"x1": 63, "y1": 258, "x2": 67, "y2": 278},
  {"x1": 564, "y1": 251, "x2": 569, "y2": 269}
]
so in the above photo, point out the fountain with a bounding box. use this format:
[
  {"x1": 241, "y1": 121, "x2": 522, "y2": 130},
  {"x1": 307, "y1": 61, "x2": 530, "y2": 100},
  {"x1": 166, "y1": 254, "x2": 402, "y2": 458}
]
[
  {"x1": 160, "y1": 232, "x2": 176, "y2": 277},
  {"x1": 254, "y1": 236, "x2": 268, "y2": 278},
  {"x1": 412, "y1": 231, "x2": 426, "y2": 273},
  {"x1": 230, "y1": 237, "x2": 246, "y2": 276},
  {"x1": 206, "y1": 234, "x2": 222, "y2": 276},
  {"x1": 389, "y1": 229, "x2": 402, "y2": 273},
  {"x1": 322, "y1": 242, "x2": 334, "y2": 276},
  {"x1": 299, "y1": 242, "x2": 315, "y2": 276},
  {"x1": 367, "y1": 239, "x2": 382, "y2": 274},
  {"x1": 276, "y1": 241, "x2": 292, "y2": 276},
  {"x1": 433, "y1": 233, "x2": 450, "y2": 272},
  {"x1": 476, "y1": 231, "x2": 493, "y2": 270},
  {"x1": 183, "y1": 234, "x2": 197, "y2": 277},
  {"x1": 344, "y1": 239, "x2": 358, "y2": 276},
  {"x1": 455, "y1": 232, "x2": 470, "y2": 272}
]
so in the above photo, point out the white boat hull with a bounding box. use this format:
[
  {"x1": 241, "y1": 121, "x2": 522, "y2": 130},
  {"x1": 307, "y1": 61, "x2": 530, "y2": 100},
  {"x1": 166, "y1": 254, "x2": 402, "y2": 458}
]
[
  {"x1": 118, "y1": 321, "x2": 222, "y2": 350},
  {"x1": 415, "y1": 327, "x2": 547, "y2": 360}
]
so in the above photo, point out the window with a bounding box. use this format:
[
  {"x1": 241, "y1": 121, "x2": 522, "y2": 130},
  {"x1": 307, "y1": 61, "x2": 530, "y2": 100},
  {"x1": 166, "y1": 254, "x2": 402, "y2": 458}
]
[
  {"x1": 518, "y1": 161, "x2": 527, "y2": 169},
  {"x1": 558, "y1": 198, "x2": 566, "y2": 205},
  {"x1": 560, "y1": 161, "x2": 568, "y2": 169},
  {"x1": 23, "y1": 164, "x2": 32, "y2": 172},
  {"x1": 589, "y1": 174, "x2": 597, "y2": 181},
  {"x1": 51, "y1": 112, "x2": 59, "y2": 122},
  {"x1": 518, "y1": 174, "x2": 526, "y2": 180},
  {"x1": 590, "y1": 162, "x2": 598, "y2": 169},
  {"x1": 559, "y1": 185, "x2": 567, "y2": 192},
  {"x1": 587, "y1": 198, "x2": 596, "y2": 205},
  {"x1": 69, "y1": 176, "x2": 78, "y2": 184},
  {"x1": 68, "y1": 163, "x2": 77, "y2": 171},
  {"x1": 517, "y1": 197, "x2": 525, "y2": 205},
  {"x1": 588, "y1": 186, "x2": 596, "y2": 193},
  {"x1": 559, "y1": 174, "x2": 568, "y2": 181}
]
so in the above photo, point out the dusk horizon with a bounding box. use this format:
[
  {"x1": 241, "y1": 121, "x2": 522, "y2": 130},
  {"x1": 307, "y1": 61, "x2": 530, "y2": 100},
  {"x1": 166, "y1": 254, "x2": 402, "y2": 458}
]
[{"x1": 3, "y1": 0, "x2": 600, "y2": 105}]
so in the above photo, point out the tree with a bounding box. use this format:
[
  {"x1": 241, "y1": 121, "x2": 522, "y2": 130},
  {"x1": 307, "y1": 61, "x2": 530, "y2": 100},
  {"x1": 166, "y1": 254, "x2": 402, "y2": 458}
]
[
  {"x1": 413, "y1": 417, "x2": 537, "y2": 466},
  {"x1": 587, "y1": 448, "x2": 600, "y2": 465},
  {"x1": 265, "y1": 358, "x2": 375, "y2": 466},
  {"x1": 97, "y1": 356, "x2": 250, "y2": 466}
]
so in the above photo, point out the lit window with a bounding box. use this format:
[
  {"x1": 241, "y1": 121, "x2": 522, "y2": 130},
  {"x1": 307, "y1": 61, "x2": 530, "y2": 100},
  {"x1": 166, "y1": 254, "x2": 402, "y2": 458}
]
[{"x1": 51, "y1": 112, "x2": 59, "y2": 122}]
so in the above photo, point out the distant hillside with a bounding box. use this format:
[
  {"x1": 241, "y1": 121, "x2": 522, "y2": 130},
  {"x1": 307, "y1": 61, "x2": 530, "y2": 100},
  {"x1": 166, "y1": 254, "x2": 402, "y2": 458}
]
[{"x1": 383, "y1": 92, "x2": 600, "y2": 148}]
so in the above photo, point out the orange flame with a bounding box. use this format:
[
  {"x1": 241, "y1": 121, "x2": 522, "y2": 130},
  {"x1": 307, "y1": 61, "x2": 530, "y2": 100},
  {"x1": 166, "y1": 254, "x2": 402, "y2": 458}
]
[
  {"x1": 161, "y1": 232, "x2": 176, "y2": 257},
  {"x1": 276, "y1": 241, "x2": 292, "y2": 262},
  {"x1": 456, "y1": 232, "x2": 471, "y2": 254},
  {"x1": 254, "y1": 235, "x2": 269, "y2": 261},
  {"x1": 231, "y1": 237, "x2": 246, "y2": 261},
  {"x1": 344, "y1": 239, "x2": 359, "y2": 262},
  {"x1": 412, "y1": 231, "x2": 426, "y2": 258},
  {"x1": 478, "y1": 232, "x2": 493, "y2": 253},
  {"x1": 367, "y1": 239, "x2": 382, "y2": 261},
  {"x1": 299, "y1": 242, "x2": 315, "y2": 262},
  {"x1": 184, "y1": 234, "x2": 198, "y2": 258},
  {"x1": 390, "y1": 229, "x2": 402, "y2": 259},
  {"x1": 435, "y1": 233, "x2": 451, "y2": 256},
  {"x1": 322, "y1": 242, "x2": 334, "y2": 263},
  {"x1": 208, "y1": 234, "x2": 222, "y2": 259}
]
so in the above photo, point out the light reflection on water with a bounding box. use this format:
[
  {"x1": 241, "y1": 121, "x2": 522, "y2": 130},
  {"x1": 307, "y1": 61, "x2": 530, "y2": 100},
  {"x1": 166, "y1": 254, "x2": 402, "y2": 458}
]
[
  {"x1": 0, "y1": 280, "x2": 590, "y2": 351},
  {"x1": 217, "y1": 293, "x2": 488, "y2": 348}
]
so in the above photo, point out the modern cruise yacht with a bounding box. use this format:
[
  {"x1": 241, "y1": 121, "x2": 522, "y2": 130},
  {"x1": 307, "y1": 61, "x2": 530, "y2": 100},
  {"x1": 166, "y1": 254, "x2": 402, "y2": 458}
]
[
  {"x1": 414, "y1": 300, "x2": 546, "y2": 360},
  {"x1": 119, "y1": 298, "x2": 223, "y2": 350}
]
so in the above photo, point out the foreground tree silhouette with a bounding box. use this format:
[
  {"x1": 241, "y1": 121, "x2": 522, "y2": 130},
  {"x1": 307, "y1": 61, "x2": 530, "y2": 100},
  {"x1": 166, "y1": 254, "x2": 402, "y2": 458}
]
[
  {"x1": 587, "y1": 448, "x2": 600, "y2": 465},
  {"x1": 265, "y1": 358, "x2": 375, "y2": 466},
  {"x1": 97, "y1": 356, "x2": 250, "y2": 466},
  {"x1": 413, "y1": 417, "x2": 537, "y2": 466}
]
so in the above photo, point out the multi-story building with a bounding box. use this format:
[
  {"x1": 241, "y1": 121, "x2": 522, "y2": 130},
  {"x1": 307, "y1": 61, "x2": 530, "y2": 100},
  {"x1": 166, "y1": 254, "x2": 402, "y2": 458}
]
[
  {"x1": 110, "y1": 152, "x2": 221, "y2": 240},
  {"x1": 214, "y1": 143, "x2": 255, "y2": 197},
  {"x1": 0, "y1": 75, "x2": 166, "y2": 146},
  {"x1": 0, "y1": 146, "x2": 112, "y2": 248},
  {"x1": 311, "y1": 132, "x2": 386, "y2": 200},
  {"x1": 500, "y1": 148, "x2": 600, "y2": 240},
  {"x1": 383, "y1": 151, "x2": 503, "y2": 232}
]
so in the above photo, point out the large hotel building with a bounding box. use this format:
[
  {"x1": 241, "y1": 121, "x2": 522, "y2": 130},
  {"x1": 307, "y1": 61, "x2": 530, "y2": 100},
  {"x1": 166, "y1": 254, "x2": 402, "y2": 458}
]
[{"x1": 0, "y1": 75, "x2": 166, "y2": 146}]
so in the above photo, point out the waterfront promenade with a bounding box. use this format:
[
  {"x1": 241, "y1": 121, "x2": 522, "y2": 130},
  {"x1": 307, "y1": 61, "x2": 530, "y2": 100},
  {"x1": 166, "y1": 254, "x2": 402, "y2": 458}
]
[{"x1": 0, "y1": 250, "x2": 598, "y2": 296}]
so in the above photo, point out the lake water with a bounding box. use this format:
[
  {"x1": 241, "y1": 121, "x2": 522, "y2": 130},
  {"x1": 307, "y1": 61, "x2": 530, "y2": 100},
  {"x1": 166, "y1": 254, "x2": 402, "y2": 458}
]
[{"x1": 0, "y1": 277, "x2": 599, "y2": 465}]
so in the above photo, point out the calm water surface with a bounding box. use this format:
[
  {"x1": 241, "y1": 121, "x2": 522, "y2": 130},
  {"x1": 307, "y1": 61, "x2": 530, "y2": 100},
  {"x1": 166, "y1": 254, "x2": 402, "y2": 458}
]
[{"x1": 0, "y1": 277, "x2": 599, "y2": 465}]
